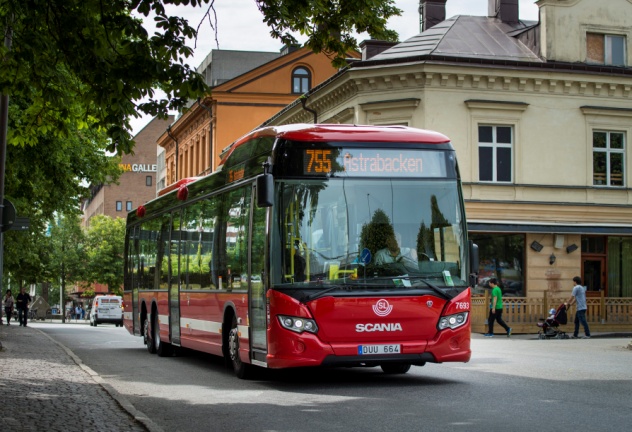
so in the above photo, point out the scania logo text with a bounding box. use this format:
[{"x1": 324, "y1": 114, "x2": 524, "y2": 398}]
[
  {"x1": 372, "y1": 299, "x2": 393, "y2": 317},
  {"x1": 356, "y1": 323, "x2": 403, "y2": 332}
]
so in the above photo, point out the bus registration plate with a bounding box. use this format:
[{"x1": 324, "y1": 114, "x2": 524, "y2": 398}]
[{"x1": 358, "y1": 344, "x2": 401, "y2": 355}]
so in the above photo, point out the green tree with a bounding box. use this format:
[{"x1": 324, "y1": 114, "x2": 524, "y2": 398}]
[
  {"x1": 258, "y1": 0, "x2": 401, "y2": 67},
  {"x1": 84, "y1": 215, "x2": 126, "y2": 295},
  {"x1": 48, "y1": 213, "x2": 87, "y2": 312},
  {"x1": 1, "y1": 95, "x2": 122, "y2": 284},
  {"x1": 1, "y1": 1, "x2": 401, "y2": 153}
]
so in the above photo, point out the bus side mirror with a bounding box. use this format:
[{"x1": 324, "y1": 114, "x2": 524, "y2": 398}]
[
  {"x1": 256, "y1": 173, "x2": 273, "y2": 207},
  {"x1": 469, "y1": 240, "x2": 479, "y2": 288}
]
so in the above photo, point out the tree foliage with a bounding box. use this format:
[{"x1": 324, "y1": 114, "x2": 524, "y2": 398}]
[
  {"x1": 48, "y1": 213, "x2": 87, "y2": 294},
  {"x1": 84, "y1": 215, "x2": 126, "y2": 295},
  {"x1": 257, "y1": 0, "x2": 401, "y2": 67},
  {"x1": 1, "y1": 0, "x2": 401, "y2": 154}
]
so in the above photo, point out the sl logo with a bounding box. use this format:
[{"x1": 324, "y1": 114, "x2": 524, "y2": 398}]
[{"x1": 372, "y1": 299, "x2": 393, "y2": 317}]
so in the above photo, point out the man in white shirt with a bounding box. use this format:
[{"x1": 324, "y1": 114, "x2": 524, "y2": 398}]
[{"x1": 566, "y1": 276, "x2": 591, "y2": 339}]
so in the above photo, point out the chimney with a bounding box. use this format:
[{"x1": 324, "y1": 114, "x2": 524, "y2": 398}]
[
  {"x1": 280, "y1": 44, "x2": 301, "y2": 56},
  {"x1": 359, "y1": 40, "x2": 399, "y2": 60},
  {"x1": 489, "y1": 0, "x2": 519, "y2": 23},
  {"x1": 420, "y1": 0, "x2": 447, "y2": 32}
]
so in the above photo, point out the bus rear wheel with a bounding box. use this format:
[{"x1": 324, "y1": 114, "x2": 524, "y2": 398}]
[
  {"x1": 144, "y1": 316, "x2": 157, "y2": 354},
  {"x1": 380, "y1": 363, "x2": 411, "y2": 374},
  {"x1": 228, "y1": 316, "x2": 252, "y2": 379}
]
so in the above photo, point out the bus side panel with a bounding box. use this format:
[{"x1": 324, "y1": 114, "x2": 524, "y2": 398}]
[{"x1": 179, "y1": 291, "x2": 249, "y2": 359}]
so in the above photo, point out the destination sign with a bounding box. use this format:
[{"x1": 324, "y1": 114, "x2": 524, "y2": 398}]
[{"x1": 302, "y1": 148, "x2": 447, "y2": 178}]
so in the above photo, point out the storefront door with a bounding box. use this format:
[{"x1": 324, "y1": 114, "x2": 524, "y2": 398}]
[{"x1": 582, "y1": 257, "x2": 606, "y2": 296}]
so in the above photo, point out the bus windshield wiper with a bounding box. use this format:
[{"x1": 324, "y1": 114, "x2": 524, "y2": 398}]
[
  {"x1": 405, "y1": 277, "x2": 452, "y2": 300},
  {"x1": 304, "y1": 285, "x2": 344, "y2": 302}
]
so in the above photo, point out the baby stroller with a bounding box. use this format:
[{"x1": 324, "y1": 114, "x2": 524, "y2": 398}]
[{"x1": 537, "y1": 303, "x2": 569, "y2": 339}]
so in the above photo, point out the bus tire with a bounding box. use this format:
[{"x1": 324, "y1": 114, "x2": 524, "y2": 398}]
[
  {"x1": 144, "y1": 315, "x2": 157, "y2": 354},
  {"x1": 228, "y1": 316, "x2": 252, "y2": 379},
  {"x1": 380, "y1": 363, "x2": 411, "y2": 374}
]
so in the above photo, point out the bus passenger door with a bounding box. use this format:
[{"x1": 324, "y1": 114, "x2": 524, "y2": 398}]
[
  {"x1": 170, "y1": 211, "x2": 182, "y2": 346},
  {"x1": 250, "y1": 193, "x2": 268, "y2": 353}
]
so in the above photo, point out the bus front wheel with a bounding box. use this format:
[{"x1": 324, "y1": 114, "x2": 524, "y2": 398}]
[{"x1": 228, "y1": 316, "x2": 252, "y2": 379}]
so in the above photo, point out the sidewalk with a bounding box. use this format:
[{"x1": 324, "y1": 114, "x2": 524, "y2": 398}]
[{"x1": 0, "y1": 322, "x2": 147, "y2": 432}]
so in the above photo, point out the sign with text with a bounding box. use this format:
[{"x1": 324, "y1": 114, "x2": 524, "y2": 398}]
[{"x1": 301, "y1": 148, "x2": 448, "y2": 178}]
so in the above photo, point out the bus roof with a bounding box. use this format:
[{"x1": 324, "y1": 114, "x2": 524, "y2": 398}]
[{"x1": 220, "y1": 123, "x2": 450, "y2": 165}]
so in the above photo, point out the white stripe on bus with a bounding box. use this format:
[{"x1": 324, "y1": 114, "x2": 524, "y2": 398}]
[{"x1": 154, "y1": 315, "x2": 249, "y2": 340}]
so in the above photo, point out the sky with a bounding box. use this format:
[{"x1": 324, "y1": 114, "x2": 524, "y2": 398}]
[{"x1": 130, "y1": 0, "x2": 540, "y2": 135}]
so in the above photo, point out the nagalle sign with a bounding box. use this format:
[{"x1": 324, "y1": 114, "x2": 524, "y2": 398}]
[{"x1": 119, "y1": 163, "x2": 157, "y2": 173}]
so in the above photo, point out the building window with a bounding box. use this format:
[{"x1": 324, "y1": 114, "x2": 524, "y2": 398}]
[
  {"x1": 126, "y1": 201, "x2": 133, "y2": 211},
  {"x1": 587, "y1": 33, "x2": 625, "y2": 66},
  {"x1": 292, "y1": 67, "x2": 311, "y2": 94},
  {"x1": 478, "y1": 125, "x2": 513, "y2": 183},
  {"x1": 471, "y1": 233, "x2": 524, "y2": 297},
  {"x1": 593, "y1": 131, "x2": 624, "y2": 186},
  {"x1": 608, "y1": 237, "x2": 632, "y2": 297},
  {"x1": 116, "y1": 201, "x2": 122, "y2": 212},
  {"x1": 146, "y1": 176, "x2": 152, "y2": 187}
]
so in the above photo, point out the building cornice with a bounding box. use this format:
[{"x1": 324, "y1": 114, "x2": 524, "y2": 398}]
[{"x1": 273, "y1": 60, "x2": 632, "y2": 125}]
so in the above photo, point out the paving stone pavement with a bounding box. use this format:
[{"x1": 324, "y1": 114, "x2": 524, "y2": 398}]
[{"x1": 0, "y1": 323, "x2": 147, "y2": 432}]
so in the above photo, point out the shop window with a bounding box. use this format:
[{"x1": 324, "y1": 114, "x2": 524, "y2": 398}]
[
  {"x1": 478, "y1": 125, "x2": 513, "y2": 183},
  {"x1": 608, "y1": 237, "x2": 632, "y2": 297},
  {"x1": 470, "y1": 233, "x2": 524, "y2": 297},
  {"x1": 593, "y1": 131, "x2": 625, "y2": 186},
  {"x1": 581, "y1": 236, "x2": 605, "y2": 254},
  {"x1": 292, "y1": 67, "x2": 311, "y2": 94},
  {"x1": 587, "y1": 33, "x2": 625, "y2": 66}
]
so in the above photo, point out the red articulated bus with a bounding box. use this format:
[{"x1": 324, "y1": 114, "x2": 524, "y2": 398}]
[{"x1": 123, "y1": 124, "x2": 478, "y2": 378}]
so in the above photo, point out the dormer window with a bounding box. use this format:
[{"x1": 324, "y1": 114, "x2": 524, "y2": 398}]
[
  {"x1": 587, "y1": 33, "x2": 625, "y2": 66},
  {"x1": 292, "y1": 67, "x2": 311, "y2": 94}
]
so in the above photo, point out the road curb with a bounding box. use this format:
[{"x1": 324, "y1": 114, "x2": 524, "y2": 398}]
[{"x1": 35, "y1": 327, "x2": 165, "y2": 432}]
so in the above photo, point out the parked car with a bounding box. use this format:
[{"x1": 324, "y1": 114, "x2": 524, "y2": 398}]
[{"x1": 89, "y1": 295, "x2": 123, "y2": 327}]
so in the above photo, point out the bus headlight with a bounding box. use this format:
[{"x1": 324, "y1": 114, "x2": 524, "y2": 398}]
[
  {"x1": 438, "y1": 312, "x2": 468, "y2": 330},
  {"x1": 278, "y1": 315, "x2": 318, "y2": 334}
]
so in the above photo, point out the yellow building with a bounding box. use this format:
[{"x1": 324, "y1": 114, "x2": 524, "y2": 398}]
[{"x1": 264, "y1": 0, "x2": 632, "y2": 308}]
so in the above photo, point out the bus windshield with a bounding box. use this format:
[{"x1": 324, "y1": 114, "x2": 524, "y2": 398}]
[{"x1": 272, "y1": 177, "x2": 467, "y2": 289}]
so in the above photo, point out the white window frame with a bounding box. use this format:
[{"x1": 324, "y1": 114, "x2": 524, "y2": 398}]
[
  {"x1": 581, "y1": 106, "x2": 632, "y2": 189},
  {"x1": 592, "y1": 130, "x2": 625, "y2": 187},
  {"x1": 465, "y1": 100, "x2": 527, "y2": 185},
  {"x1": 605, "y1": 34, "x2": 626, "y2": 66},
  {"x1": 478, "y1": 124, "x2": 514, "y2": 183}
]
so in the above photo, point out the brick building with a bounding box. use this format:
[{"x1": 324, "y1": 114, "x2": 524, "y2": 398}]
[{"x1": 82, "y1": 115, "x2": 173, "y2": 226}]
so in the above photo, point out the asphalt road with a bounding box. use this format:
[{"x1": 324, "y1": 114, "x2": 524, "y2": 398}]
[{"x1": 33, "y1": 323, "x2": 632, "y2": 432}]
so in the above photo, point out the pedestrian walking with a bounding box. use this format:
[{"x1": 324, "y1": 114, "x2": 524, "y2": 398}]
[
  {"x1": 566, "y1": 276, "x2": 591, "y2": 339},
  {"x1": 3, "y1": 289, "x2": 15, "y2": 325},
  {"x1": 15, "y1": 286, "x2": 32, "y2": 327},
  {"x1": 75, "y1": 305, "x2": 81, "y2": 322},
  {"x1": 484, "y1": 277, "x2": 512, "y2": 337}
]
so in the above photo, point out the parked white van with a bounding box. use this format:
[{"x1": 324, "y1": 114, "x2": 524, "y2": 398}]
[{"x1": 89, "y1": 295, "x2": 123, "y2": 327}]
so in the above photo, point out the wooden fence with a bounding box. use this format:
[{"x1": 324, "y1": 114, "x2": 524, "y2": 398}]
[{"x1": 471, "y1": 291, "x2": 632, "y2": 334}]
